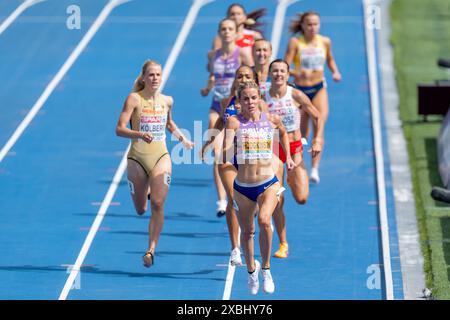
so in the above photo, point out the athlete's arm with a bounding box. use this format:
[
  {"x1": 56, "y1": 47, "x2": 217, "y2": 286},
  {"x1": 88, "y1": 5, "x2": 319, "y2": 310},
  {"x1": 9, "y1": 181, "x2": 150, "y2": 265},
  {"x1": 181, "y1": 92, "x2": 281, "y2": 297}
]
[
  {"x1": 206, "y1": 36, "x2": 222, "y2": 72},
  {"x1": 212, "y1": 35, "x2": 222, "y2": 51},
  {"x1": 221, "y1": 116, "x2": 239, "y2": 165},
  {"x1": 269, "y1": 114, "x2": 295, "y2": 170},
  {"x1": 258, "y1": 99, "x2": 268, "y2": 112},
  {"x1": 201, "y1": 48, "x2": 217, "y2": 96},
  {"x1": 292, "y1": 89, "x2": 323, "y2": 157},
  {"x1": 115, "y1": 93, "x2": 152, "y2": 143},
  {"x1": 253, "y1": 31, "x2": 263, "y2": 41},
  {"x1": 324, "y1": 37, "x2": 341, "y2": 82},
  {"x1": 239, "y1": 47, "x2": 253, "y2": 67},
  {"x1": 284, "y1": 37, "x2": 300, "y2": 79},
  {"x1": 165, "y1": 96, "x2": 194, "y2": 149},
  {"x1": 200, "y1": 99, "x2": 227, "y2": 159}
]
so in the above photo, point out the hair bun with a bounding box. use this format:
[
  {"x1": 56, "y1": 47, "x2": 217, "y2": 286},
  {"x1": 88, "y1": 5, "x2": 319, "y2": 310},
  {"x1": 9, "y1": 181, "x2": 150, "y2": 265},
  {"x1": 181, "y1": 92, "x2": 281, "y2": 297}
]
[{"x1": 244, "y1": 18, "x2": 255, "y2": 26}]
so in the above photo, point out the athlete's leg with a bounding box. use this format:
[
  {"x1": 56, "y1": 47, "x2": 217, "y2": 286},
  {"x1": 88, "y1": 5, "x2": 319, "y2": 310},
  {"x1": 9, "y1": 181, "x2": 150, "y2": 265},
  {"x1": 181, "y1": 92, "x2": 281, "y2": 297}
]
[
  {"x1": 143, "y1": 154, "x2": 172, "y2": 267},
  {"x1": 127, "y1": 159, "x2": 151, "y2": 215},
  {"x1": 300, "y1": 108, "x2": 310, "y2": 139},
  {"x1": 310, "y1": 88, "x2": 329, "y2": 172},
  {"x1": 286, "y1": 151, "x2": 309, "y2": 204},
  {"x1": 271, "y1": 157, "x2": 288, "y2": 246},
  {"x1": 218, "y1": 162, "x2": 239, "y2": 250},
  {"x1": 209, "y1": 109, "x2": 227, "y2": 210},
  {"x1": 234, "y1": 190, "x2": 258, "y2": 273},
  {"x1": 256, "y1": 183, "x2": 280, "y2": 269}
]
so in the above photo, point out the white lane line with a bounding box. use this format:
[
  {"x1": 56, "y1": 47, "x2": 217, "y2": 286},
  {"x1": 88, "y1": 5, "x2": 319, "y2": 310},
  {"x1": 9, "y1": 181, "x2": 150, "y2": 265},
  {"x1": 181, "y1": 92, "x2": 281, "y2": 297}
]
[
  {"x1": 58, "y1": 0, "x2": 214, "y2": 300},
  {"x1": 270, "y1": 0, "x2": 300, "y2": 60},
  {"x1": 222, "y1": 263, "x2": 236, "y2": 300},
  {"x1": 222, "y1": 226, "x2": 240, "y2": 300},
  {"x1": 58, "y1": 145, "x2": 130, "y2": 300},
  {"x1": 0, "y1": 0, "x2": 46, "y2": 35},
  {"x1": 363, "y1": 0, "x2": 394, "y2": 300},
  {"x1": 161, "y1": 0, "x2": 215, "y2": 88},
  {"x1": 0, "y1": 0, "x2": 132, "y2": 163}
]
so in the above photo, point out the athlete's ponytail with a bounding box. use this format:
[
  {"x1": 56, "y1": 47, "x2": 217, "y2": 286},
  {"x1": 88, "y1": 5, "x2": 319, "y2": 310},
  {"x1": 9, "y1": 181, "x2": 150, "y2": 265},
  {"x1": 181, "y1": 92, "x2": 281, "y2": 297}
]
[
  {"x1": 243, "y1": 8, "x2": 266, "y2": 33},
  {"x1": 226, "y1": 4, "x2": 266, "y2": 35},
  {"x1": 289, "y1": 11, "x2": 319, "y2": 34},
  {"x1": 132, "y1": 60, "x2": 162, "y2": 92}
]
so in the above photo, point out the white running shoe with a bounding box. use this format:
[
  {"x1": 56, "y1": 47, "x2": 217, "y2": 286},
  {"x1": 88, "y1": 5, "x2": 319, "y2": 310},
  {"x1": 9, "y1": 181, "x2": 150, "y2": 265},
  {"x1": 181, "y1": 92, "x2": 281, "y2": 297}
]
[
  {"x1": 230, "y1": 247, "x2": 243, "y2": 266},
  {"x1": 262, "y1": 268, "x2": 275, "y2": 294},
  {"x1": 216, "y1": 199, "x2": 227, "y2": 217},
  {"x1": 310, "y1": 167, "x2": 320, "y2": 184},
  {"x1": 248, "y1": 260, "x2": 261, "y2": 295}
]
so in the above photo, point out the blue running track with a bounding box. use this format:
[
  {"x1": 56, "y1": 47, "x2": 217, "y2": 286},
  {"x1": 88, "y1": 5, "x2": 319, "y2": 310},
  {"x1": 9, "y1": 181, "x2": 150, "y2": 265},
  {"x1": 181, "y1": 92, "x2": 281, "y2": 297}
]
[{"x1": 0, "y1": 0, "x2": 403, "y2": 300}]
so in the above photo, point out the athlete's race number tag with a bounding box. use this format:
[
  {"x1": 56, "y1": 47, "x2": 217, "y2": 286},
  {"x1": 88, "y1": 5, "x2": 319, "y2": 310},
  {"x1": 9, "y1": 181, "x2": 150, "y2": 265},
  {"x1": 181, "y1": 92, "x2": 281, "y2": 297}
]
[
  {"x1": 268, "y1": 102, "x2": 300, "y2": 133},
  {"x1": 140, "y1": 106, "x2": 167, "y2": 141},
  {"x1": 301, "y1": 47, "x2": 326, "y2": 71},
  {"x1": 214, "y1": 79, "x2": 232, "y2": 101},
  {"x1": 164, "y1": 173, "x2": 171, "y2": 187},
  {"x1": 240, "y1": 127, "x2": 273, "y2": 160}
]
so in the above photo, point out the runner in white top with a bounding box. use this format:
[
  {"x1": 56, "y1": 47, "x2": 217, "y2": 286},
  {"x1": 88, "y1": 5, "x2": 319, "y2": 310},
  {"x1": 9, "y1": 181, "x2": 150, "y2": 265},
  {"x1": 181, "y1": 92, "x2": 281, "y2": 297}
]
[{"x1": 263, "y1": 59, "x2": 323, "y2": 259}]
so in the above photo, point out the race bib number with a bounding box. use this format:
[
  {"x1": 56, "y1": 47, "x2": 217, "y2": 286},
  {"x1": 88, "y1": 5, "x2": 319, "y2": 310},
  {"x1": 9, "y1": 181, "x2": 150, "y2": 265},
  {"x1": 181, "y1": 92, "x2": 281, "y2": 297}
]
[
  {"x1": 140, "y1": 106, "x2": 167, "y2": 141},
  {"x1": 301, "y1": 47, "x2": 326, "y2": 70},
  {"x1": 214, "y1": 79, "x2": 232, "y2": 100},
  {"x1": 240, "y1": 127, "x2": 273, "y2": 160},
  {"x1": 268, "y1": 102, "x2": 299, "y2": 133}
]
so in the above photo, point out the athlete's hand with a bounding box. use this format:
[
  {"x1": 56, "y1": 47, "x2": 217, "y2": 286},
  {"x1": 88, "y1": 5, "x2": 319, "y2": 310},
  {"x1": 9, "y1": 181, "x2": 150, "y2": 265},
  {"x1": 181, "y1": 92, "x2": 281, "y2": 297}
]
[
  {"x1": 141, "y1": 132, "x2": 153, "y2": 144},
  {"x1": 286, "y1": 157, "x2": 296, "y2": 171},
  {"x1": 333, "y1": 71, "x2": 342, "y2": 82},
  {"x1": 308, "y1": 139, "x2": 322, "y2": 158},
  {"x1": 183, "y1": 139, "x2": 195, "y2": 150},
  {"x1": 200, "y1": 87, "x2": 210, "y2": 97}
]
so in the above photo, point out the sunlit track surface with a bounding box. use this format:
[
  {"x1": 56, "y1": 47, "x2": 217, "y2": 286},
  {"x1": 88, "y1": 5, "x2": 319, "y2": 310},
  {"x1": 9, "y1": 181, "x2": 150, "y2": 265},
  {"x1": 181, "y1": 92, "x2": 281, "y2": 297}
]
[{"x1": 0, "y1": 0, "x2": 402, "y2": 300}]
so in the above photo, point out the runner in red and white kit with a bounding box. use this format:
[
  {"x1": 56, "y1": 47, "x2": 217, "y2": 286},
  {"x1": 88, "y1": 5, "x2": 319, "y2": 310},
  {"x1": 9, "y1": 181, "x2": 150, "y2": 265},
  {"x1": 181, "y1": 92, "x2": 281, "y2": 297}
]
[{"x1": 209, "y1": 3, "x2": 266, "y2": 66}]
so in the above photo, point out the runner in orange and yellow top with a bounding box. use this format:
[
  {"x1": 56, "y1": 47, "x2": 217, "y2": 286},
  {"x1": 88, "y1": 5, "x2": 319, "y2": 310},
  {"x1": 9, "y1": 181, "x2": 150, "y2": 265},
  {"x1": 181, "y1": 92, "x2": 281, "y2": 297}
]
[{"x1": 284, "y1": 11, "x2": 341, "y2": 183}]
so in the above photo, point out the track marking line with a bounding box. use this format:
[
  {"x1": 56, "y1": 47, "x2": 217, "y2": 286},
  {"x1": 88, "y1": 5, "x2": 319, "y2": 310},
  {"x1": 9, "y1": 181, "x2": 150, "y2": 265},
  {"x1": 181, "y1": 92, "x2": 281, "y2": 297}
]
[
  {"x1": 0, "y1": 0, "x2": 46, "y2": 35},
  {"x1": 0, "y1": 0, "x2": 132, "y2": 163},
  {"x1": 363, "y1": 0, "x2": 394, "y2": 300},
  {"x1": 270, "y1": 0, "x2": 300, "y2": 60}
]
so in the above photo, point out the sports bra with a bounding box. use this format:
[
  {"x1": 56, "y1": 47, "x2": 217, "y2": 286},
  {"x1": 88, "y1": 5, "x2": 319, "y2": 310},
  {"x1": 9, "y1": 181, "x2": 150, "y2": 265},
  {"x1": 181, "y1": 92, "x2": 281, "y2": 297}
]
[
  {"x1": 294, "y1": 35, "x2": 327, "y2": 71},
  {"x1": 264, "y1": 86, "x2": 301, "y2": 133},
  {"x1": 236, "y1": 112, "x2": 273, "y2": 161}
]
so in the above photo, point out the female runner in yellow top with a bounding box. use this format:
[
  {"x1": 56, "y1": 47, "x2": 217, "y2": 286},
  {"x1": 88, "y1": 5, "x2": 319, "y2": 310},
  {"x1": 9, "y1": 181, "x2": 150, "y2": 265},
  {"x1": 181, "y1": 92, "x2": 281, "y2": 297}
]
[
  {"x1": 116, "y1": 60, "x2": 194, "y2": 268},
  {"x1": 284, "y1": 11, "x2": 341, "y2": 183}
]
